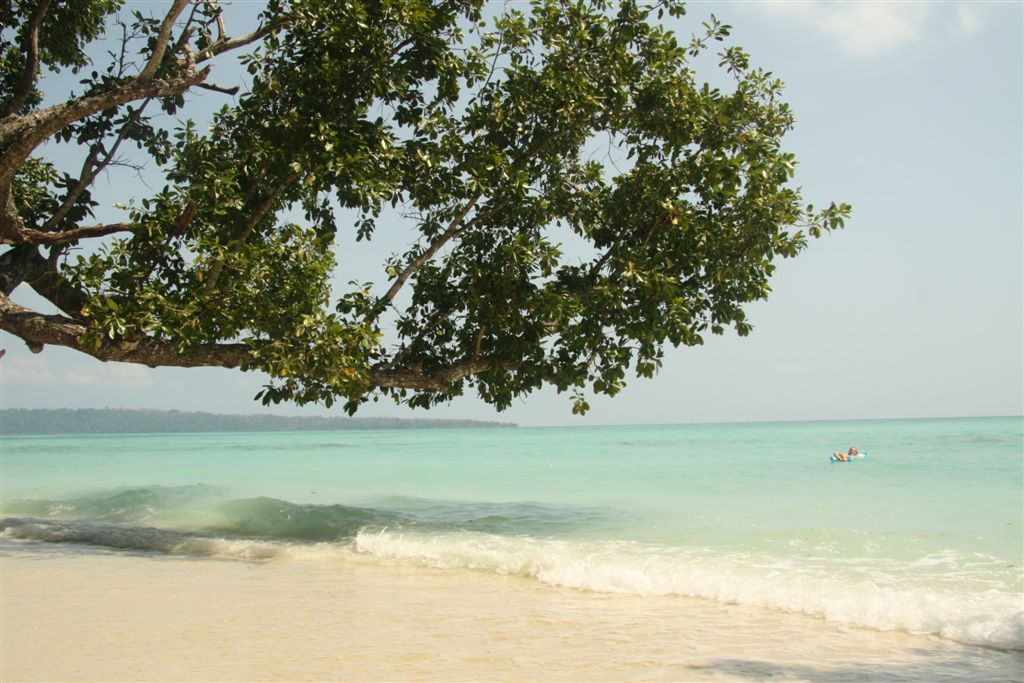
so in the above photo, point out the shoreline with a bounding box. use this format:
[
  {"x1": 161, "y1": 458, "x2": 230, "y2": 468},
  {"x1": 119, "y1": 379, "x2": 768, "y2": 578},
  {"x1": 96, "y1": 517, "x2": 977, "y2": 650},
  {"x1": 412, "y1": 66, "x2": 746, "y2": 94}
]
[{"x1": 3, "y1": 539, "x2": 1021, "y2": 683}]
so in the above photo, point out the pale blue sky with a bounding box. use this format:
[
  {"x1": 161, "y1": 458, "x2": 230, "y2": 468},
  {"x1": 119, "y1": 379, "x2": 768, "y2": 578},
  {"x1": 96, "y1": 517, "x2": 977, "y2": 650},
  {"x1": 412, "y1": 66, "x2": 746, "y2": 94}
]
[{"x1": 2, "y1": 0, "x2": 1021, "y2": 426}]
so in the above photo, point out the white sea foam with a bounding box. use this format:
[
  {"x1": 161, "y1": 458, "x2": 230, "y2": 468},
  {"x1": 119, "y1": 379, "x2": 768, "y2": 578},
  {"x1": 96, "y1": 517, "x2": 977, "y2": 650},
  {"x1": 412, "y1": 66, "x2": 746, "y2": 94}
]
[
  {"x1": 4, "y1": 511, "x2": 1022, "y2": 652},
  {"x1": 353, "y1": 528, "x2": 1024, "y2": 651}
]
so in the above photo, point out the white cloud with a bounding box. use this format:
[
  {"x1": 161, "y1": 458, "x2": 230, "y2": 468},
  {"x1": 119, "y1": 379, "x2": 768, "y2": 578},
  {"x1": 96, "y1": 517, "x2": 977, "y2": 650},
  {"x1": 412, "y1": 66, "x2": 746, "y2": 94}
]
[
  {"x1": 750, "y1": 1, "x2": 984, "y2": 57},
  {"x1": 0, "y1": 355, "x2": 56, "y2": 383},
  {"x1": 64, "y1": 363, "x2": 158, "y2": 389},
  {"x1": 954, "y1": 3, "x2": 983, "y2": 37}
]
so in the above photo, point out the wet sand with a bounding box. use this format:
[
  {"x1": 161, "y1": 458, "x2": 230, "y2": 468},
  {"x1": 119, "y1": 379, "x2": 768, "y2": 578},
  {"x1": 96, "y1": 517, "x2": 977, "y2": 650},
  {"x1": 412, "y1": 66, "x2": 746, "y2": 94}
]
[{"x1": 1, "y1": 538, "x2": 1020, "y2": 682}]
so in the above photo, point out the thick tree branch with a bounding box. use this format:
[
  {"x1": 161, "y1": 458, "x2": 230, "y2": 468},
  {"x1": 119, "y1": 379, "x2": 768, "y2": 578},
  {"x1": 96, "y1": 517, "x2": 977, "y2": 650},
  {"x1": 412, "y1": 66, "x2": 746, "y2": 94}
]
[
  {"x1": 25, "y1": 269, "x2": 91, "y2": 320},
  {"x1": 367, "y1": 357, "x2": 517, "y2": 393},
  {"x1": 473, "y1": 325, "x2": 485, "y2": 359},
  {"x1": 0, "y1": 245, "x2": 46, "y2": 296},
  {"x1": 0, "y1": 70, "x2": 207, "y2": 177},
  {"x1": 171, "y1": 201, "x2": 198, "y2": 237},
  {"x1": 21, "y1": 222, "x2": 136, "y2": 246},
  {"x1": 140, "y1": 0, "x2": 191, "y2": 80},
  {"x1": 0, "y1": 0, "x2": 53, "y2": 119},
  {"x1": 0, "y1": 244, "x2": 89, "y2": 316},
  {"x1": 0, "y1": 188, "x2": 26, "y2": 246}
]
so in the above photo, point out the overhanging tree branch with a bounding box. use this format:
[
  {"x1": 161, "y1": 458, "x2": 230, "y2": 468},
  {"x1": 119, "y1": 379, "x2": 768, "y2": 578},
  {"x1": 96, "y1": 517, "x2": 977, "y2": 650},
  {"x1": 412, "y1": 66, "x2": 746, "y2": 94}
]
[
  {"x1": 367, "y1": 357, "x2": 518, "y2": 392},
  {"x1": 0, "y1": 292, "x2": 252, "y2": 364},
  {"x1": 368, "y1": 127, "x2": 562, "y2": 323},
  {"x1": 0, "y1": 292, "x2": 515, "y2": 392}
]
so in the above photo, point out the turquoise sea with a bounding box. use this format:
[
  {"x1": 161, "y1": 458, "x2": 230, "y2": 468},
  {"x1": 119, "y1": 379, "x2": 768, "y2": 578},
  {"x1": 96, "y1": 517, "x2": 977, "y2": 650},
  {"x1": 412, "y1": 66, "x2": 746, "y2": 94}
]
[{"x1": 2, "y1": 416, "x2": 1022, "y2": 660}]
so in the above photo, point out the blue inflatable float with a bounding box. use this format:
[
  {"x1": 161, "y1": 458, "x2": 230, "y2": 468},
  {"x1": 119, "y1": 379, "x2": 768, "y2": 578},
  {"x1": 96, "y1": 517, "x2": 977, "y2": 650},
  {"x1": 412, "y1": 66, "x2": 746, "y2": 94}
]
[{"x1": 830, "y1": 451, "x2": 868, "y2": 463}]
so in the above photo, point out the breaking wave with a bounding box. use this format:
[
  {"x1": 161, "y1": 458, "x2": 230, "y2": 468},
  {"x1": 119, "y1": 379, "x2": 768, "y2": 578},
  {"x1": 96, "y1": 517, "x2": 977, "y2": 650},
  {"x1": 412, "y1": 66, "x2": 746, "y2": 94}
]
[{"x1": 2, "y1": 486, "x2": 1021, "y2": 652}]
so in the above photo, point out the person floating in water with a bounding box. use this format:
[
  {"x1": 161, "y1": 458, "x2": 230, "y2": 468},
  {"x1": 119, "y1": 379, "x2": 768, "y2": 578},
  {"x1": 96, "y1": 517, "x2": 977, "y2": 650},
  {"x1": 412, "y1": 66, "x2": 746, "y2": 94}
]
[{"x1": 833, "y1": 447, "x2": 862, "y2": 461}]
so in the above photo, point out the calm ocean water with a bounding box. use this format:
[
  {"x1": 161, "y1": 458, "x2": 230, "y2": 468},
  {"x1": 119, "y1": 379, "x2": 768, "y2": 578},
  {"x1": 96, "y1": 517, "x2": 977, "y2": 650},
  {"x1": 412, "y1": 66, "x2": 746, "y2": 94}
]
[{"x1": 2, "y1": 416, "x2": 1022, "y2": 653}]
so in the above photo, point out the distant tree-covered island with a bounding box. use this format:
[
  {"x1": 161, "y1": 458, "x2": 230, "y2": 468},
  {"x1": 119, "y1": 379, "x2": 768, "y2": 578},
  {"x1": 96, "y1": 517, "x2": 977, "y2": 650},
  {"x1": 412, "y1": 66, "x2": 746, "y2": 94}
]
[{"x1": 0, "y1": 408, "x2": 515, "y2": 435}]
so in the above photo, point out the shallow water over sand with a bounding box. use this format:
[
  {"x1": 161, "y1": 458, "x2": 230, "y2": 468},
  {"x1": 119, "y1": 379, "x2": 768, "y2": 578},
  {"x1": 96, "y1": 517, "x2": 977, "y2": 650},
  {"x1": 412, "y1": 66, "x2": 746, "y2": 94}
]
[
  {"x1": 2, "y1": 538, "x2": 1020, "y2": 682},
  {"x1": 4, "y1": 418, "x2": 1021, "y2": 653}
]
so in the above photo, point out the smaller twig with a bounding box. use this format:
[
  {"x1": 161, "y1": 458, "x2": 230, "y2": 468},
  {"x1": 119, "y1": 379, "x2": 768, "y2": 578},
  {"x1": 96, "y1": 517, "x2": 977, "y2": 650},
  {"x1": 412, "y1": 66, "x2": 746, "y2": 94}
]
[
  {"x1": 216, "y1": 17, "x2": 227, "y2": 43},
  {"x1": 473, "y1": 326, "x2": 486, "y2": 359},
  {"x1": 371, "y1": 192, "x2": 483, "y2": 319},
  {"x1": 195, "y1": 82, "x2": 240, "y2": 96},
  {"x1": 194, "y1": 24, "x2": 274, "y2": 64},
  {"x1": 115, "y1": 21, "x2": 131, "y2": 78},
  {"x1": 390, "y1": 302, "x2": 462, "y2": 366},
  {"x1": 1, "y1": 0, "x2": 53, "y2": 119},
  {"x1": 41, "y1": 100, "x2": 152, "y2": 233},
  {"x1": 171, "y1": 201, "x2": 197, "y2": 237},
  {"x1": 201, "y1": 171, "x2": 300, "y2": 297}
]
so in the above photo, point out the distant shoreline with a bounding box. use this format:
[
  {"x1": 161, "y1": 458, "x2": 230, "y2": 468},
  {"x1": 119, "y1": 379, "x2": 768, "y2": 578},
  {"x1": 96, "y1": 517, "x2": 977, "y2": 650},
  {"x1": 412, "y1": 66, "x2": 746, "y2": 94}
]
[{"x1": 0, "y1": 408, "x2": 516, "y2": 435}]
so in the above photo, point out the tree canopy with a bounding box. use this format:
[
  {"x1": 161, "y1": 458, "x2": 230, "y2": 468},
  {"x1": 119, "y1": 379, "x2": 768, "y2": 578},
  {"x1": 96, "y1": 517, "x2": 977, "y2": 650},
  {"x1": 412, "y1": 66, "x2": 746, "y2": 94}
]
[{"x1": 0, "y1": 0, "x2": 849, "y2": 414}]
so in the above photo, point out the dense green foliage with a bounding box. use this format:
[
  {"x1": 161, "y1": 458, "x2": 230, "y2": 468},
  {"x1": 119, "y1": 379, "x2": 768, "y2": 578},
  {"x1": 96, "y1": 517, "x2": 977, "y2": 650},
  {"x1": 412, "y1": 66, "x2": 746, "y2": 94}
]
[{"x1": 0, "y1": 0, "x2": 848, "y2": 414}]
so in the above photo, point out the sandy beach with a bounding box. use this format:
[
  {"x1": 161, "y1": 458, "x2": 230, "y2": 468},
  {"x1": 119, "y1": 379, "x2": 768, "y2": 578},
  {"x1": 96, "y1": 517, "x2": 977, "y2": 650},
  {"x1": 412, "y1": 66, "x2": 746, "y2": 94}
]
[{"x1": 2, "y1": 538, "x2": 1019, "y2": 683}]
